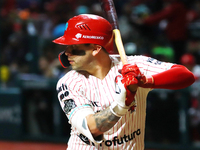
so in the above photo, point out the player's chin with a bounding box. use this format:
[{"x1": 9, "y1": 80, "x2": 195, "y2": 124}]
[
  {"x1": 71, "y1": 65, "x2": 81, "y2": 71},
  {"x1": 71, "y1": 65, "x2": 77, "y2": 70}
]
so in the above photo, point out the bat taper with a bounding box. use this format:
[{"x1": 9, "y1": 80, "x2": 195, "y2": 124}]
[
  {"x1": 99, "y1": 0, "x2": 138, "y2": 92},
  {"x1": 99, "y1": 0, "x2": 128, "y2": 65}
]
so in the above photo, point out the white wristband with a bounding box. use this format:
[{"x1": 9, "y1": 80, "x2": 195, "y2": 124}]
[{"x1": 110, "y1": 101, "x2": 129, "y2": 117}]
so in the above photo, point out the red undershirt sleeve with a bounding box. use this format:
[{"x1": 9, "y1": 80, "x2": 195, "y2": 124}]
[{"x1": 151, "y1": 64, "x2": 195, "y2": 90}]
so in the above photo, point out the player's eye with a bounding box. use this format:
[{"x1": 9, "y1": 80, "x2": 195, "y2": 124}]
[{"x1": 71, "y1": 49, "x2": 86, "y2": 56}]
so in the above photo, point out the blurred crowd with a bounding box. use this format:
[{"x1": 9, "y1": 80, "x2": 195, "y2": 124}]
[
  {"x1": 1, "y1": 0, "x2": 200, "y2": 145},
  {"x1": 1, "y1": 0, "x2": 200, "y2": 81}
]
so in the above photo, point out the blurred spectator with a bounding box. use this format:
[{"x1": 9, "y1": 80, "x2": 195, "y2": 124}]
[
  {"x1": 25, "y1": 90, "x2": 54, "y2": 136},
  {"x1": 90, "y1": 3, "x2": 103, "y2": 16},
  {"x1": 52, "y1": 23, "x2": 66, "y2": 38},
  {"x1": 151, "y1": 35, "x2": 175, "y2": 62},
  {"x1": 75, "y1": 5, "x2": 90, "y2": 15},
  {"x1": 180, "y1": 53, "x2": 200, "y2": 144},
  {"x1": 0, "y1": 65, "x2": 10, "y2": 88},
  {"x1": 180, "y1": 53, "x2": 200, "y2": 79},
  {"x1": 130, "y1": 0, "x2": 190, "y2": 63},
  {"x1": 38, "y1": 55, "x2": 61, "y2": 79},
  {"x1": 186, "y1": 0, "x2": 200, "y2": 65},
  {"x1": 1, "y1": 14, "x2": 30, "y2": 73}
]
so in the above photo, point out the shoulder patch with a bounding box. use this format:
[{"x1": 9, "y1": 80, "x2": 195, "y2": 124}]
[{"x1": 63, "y1": 99, "x2": 77, "y2": 114}]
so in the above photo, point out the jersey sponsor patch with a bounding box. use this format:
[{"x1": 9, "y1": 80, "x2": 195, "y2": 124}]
[
  {"x1": 78, "y1": 134, "x2": 91, "y2": 145},
  {"x1": 103, "y1": 129, "x2": 141, "y2": 147},
  {"x1": 75, "y1": 33, "x2": 104, "y2": 40},
  {"x1": 57, "y1": 84, "x2": 69, "y2": 101},
  {"x1": 78, "y1": 129, "x2": 141, "y2": 147},
  {"x1": 63, "y1": 99, "x2": 76, "y2": 114}
]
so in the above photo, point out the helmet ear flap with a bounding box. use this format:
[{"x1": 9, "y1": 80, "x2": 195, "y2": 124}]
[{"x1": 58, "y1": 51, "x2": 70, "y2": 68}]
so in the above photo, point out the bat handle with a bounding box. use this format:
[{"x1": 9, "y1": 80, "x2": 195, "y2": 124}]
[
  {"x1": 113, "y1": 29, "x2": 128, "y2": 65},
  {"x1": 113, "y1": 29, "x2": 138, "y2": 92}
]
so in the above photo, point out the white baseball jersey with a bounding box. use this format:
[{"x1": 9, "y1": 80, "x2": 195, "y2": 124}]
[{"x1": 56, "y1": 55, "x2": 174, "y2": 150}]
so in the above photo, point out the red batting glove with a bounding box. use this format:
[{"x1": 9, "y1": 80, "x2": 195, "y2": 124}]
[
  {"x1": 121, "y1": 72, "x2": 138, "y2": 107},
  {"x1": 121, "y1": 64, "x2": 142, "y2": 77},
  {"x1": 121, "y1": 64, "x2": 154, "y2": 88},
  {"x1": 111, "y1": 74, "x2": 137, "y2": 117}
]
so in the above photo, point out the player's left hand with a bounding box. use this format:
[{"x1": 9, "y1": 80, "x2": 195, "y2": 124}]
[
  {"x1": 120, "y1": 64, "x2": 154, "y2": 88},
  {"x1": 120, "y1": 64, "x2": 141, "y2": 76}
]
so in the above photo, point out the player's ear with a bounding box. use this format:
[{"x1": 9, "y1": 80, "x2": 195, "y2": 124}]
[{"x1": 92, "y1": 45, "x2": 102, "y2": 56}]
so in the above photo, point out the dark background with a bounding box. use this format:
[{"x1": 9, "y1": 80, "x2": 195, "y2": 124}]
[{"x1": 1, "y1": 0, "x2": 200, "y2": 149}]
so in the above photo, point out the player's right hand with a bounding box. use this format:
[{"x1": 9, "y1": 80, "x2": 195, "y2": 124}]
[
  {"x1": 110, "y1": 74, "x2": 137, "y2": 117},
  {"x1": 121, "y1": 72, "x2": 138, "y2": 106},
  {"x1": 121, "y1": 71, "x2": 138, "y2": 93}
]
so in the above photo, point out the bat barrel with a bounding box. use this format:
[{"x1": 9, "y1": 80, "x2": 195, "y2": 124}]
[
  {"x1": 99, "y1": 0, "x2": 128, "y2": 65},
  {"x1": 99, "y1": 0, "x2": 119, "y2": 29}
]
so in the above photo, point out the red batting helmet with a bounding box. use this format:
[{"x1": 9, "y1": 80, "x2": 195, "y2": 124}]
[{"x1": 53, "y1": 14, "x2": 114, "y2": 53}]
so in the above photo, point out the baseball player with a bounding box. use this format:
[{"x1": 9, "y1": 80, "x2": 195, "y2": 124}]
[{"x1": 53, "y1": 14, "x2": 195, "y2": 150}]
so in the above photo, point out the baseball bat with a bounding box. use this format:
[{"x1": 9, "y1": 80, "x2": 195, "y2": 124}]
[
  {"x1": 99, "y1": 0, "x2": 128, "y2": 65},
  {"x1": 99, "y1": 0, "x2": 138, "y2": 92}
]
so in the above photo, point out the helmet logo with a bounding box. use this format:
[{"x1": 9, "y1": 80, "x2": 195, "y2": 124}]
[
  {"x1": 82, "y1": 35, "x2": 104, "y2": 40},
  {"x1": 65, "y1": 23, "x2": 68, "y2": 31},
  {"x1": 75, "y1": 33, "x2": 82, "y2": 39},
  {"x1": 75, "y1": 33, "x2": 104, "y2": 40}
]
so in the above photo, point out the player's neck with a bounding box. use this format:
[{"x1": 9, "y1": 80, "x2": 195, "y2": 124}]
[{"x1": 89, "y1": 53, "x2": 112, "y2": 80}]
